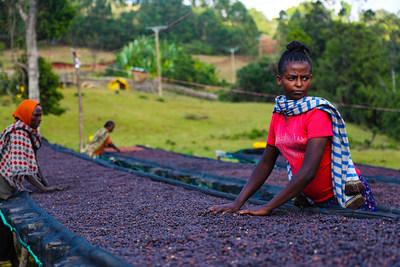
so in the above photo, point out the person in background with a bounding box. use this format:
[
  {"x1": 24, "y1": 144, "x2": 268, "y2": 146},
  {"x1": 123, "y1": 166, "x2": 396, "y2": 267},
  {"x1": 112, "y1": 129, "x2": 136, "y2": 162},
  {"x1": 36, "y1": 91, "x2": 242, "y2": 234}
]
[
  {"x1": 208, "y1": 40, "x2": 376, "y2": 216},
  {"x1": 83, "y1": 121, "x2": 121, "y2": 158},
  {"x1": 0, "y1": 99, "x2": 61, "y2": 266}
]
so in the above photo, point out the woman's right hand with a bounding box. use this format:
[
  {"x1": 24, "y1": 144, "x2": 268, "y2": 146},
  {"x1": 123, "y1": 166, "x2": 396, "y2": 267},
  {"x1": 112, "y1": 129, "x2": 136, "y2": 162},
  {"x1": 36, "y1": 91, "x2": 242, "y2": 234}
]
[{"x1": 207, "y1": 201, "x2": 242, "y2": 215}]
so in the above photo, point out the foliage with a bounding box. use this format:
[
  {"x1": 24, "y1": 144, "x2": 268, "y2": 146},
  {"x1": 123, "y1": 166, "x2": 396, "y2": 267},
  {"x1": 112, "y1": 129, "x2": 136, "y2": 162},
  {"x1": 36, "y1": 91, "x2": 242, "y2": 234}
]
[
  {"x1": 60, "y1": 0, "x2": 260, "y2": 54},
  {"x1": 185, "y1": 40, "x2": 215, "y2": 55},
  {"x1": 237, "y1": 2, "x2": 400, "y2": 140},
  {"x1": 313, "y1": 20, "x2": 400, "y2": 140},
  {"x1": 63, "y1": 0, "x2": 142, "y2": 50},
  {"x1": 0, "y1": 0, "x2": 75, "y2": 45},
  {"x1": 0, "y1": 1, "x2": 25, "y2": 48},
  {"x1": 248, "y1": 8, "x2": 276, "y2": 36},
  {"x1": 1, "y1": 0, "x2": 399, "y2": 141},
  {"x1": 8, "y1": 55, "x2": 65, "y2": 115},
  {"x1": 219, "y1": 128, "x2": 267, "y2": 140},
  {"x1": 37, "y1": 0, "x2": 76, "y2": 41},
  {"x1": 0, "y1": 41, "x2": 5, "y2": 52},
  {"x1": 224, "y1": 56, "x2": 278, "y2": 102},
  {"x1": 0, "y1": 71, "x2": 9, "y2": 95},
  {"x1": 111, "y1": 36, "x2": 220, "y2": 86},
  {"x1": 137, "y1": 0, "x2": 195, "y2": 42}
]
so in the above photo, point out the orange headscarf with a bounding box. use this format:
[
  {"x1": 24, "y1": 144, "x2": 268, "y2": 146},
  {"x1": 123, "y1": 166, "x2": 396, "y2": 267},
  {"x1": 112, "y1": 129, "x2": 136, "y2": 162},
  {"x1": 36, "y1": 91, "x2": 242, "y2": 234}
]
[{"x1": 13, "y1": 99, "x2": 41, "y2": 127}]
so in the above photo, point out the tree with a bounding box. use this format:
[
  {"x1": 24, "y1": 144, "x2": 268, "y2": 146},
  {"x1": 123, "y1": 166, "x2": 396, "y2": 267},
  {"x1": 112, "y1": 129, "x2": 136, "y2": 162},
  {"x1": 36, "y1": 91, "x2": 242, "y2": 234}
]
[
  {"x1": 0, "y1": 1, "x2": 25, "y2": 60},
  {"x1": 36, "y1": 0, "x2": 76, "y2": 41},
  {"x1": 10, "y1": 55, "x2": 65, "y2": 115},
  {"x1": 314, "y1": 21, "x2": 397, "y2": 141},
  {"x1": 248, "y1": 8, "x2": 276, "y2": 36},
  {"x1": 11, "y1": 0, "x2": 75, "y2": 104},
  {"x1": 111, "y1": 36, "x2": 220, "y2": 86},
  {"x1": 270, "y1": 1, "x2": 400, "y2": 140},
  {"x1": 137, "y1": 0, "x2": 195, "y2": 42},
  {"x1": 15, "y1": 0, "x2": 40, "y2": 101},
  {"x1": 229, "y1": 56, "x2": 278, "y2": 102},
  {"x1": 64, "y1": 0, "x2": 142, "y2": 50},
  {"x1": 300, "y1": 1, "x2": 333, "y2": 63},
  {"x1": 375, "y1": 12, "x2": 400, "y2": 93}
]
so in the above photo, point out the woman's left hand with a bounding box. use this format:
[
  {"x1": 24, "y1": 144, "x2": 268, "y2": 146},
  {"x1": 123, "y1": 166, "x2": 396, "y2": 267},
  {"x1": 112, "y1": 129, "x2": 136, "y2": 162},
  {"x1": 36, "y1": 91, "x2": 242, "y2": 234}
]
[{"x1": 238, "y1": 205, "x2": 272, "y2": 216}]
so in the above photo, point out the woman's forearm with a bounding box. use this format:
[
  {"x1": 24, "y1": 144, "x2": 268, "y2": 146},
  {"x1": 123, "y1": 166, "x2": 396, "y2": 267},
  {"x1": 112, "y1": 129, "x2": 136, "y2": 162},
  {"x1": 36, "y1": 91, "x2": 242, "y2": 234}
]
[
  {"x1": 37, "y1": 166, "x2": 50, "y2": 186},
  {"x1": 235, "y1": 145, "x2": 279, "y2": 205},
  {"x1": 235, "y1": 165, "x2": 270, "y2": 205},
  {"x1": 25, "y1": 175, "x2": 48, "y2": 191},
  {"x1": 263, "y1": 171, "x2": 313, "y2": 211},
  {"x1": 263, "y1": 137, "x2": 329, "y2": 212}
]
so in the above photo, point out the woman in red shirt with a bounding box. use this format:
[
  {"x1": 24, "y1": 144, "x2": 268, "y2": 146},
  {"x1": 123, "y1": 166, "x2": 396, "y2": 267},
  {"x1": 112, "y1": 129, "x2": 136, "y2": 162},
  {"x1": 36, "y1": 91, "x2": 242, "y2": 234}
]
[{"x1": 209, "y1": 41, "x2": 376, "y2": 216}]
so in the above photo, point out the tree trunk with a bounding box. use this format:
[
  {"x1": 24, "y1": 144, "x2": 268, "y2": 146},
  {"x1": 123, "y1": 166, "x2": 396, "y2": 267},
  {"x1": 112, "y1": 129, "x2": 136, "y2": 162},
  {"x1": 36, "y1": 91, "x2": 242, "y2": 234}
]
[
  {"x1": 26, "y1": 0, "x2": 40, "y2": 101},
  {"x1": 16, "y1": 0, "x2": 40, "y2": 102}
]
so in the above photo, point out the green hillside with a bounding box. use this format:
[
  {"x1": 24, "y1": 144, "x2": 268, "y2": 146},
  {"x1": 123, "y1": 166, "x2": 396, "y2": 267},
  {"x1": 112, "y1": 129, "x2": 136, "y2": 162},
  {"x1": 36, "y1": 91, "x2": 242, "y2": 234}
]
[{"x1": 0, "y1": 87, "x2": 398, "y2": 169}]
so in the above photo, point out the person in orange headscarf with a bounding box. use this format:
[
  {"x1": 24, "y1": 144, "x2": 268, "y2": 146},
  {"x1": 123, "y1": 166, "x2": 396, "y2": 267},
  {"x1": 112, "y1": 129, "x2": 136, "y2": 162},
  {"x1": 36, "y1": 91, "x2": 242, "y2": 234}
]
[
  {"x1": 1, "y1": 100, "x2": 62, "y2": 266},
  {"x1": 12, "y1": 99, "x2": 42, "y2": 129},
  {"x1": 0, "y1": 99, "x2": 61, "y2": 198}
]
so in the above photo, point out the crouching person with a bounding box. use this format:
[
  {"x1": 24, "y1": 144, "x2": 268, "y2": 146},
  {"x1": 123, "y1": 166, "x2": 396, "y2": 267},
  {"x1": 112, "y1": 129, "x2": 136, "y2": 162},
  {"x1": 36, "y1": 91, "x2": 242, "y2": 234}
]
[{"x1": 0, "y1": 99, "x2": 61, "y2": 266}]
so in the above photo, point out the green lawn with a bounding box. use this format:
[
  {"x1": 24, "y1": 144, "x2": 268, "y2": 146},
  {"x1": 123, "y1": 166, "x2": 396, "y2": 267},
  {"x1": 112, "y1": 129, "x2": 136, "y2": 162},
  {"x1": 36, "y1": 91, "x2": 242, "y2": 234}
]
[{"x1": 0, "y1": 87, "x2": 399, "y2": 169}]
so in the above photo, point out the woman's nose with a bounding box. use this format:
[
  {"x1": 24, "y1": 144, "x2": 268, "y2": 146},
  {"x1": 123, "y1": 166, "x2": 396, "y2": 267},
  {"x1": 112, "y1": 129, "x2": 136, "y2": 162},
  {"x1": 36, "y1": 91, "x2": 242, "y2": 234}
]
[{"x1": 294, "y1": 77, "x2": 302, "y2": 87}]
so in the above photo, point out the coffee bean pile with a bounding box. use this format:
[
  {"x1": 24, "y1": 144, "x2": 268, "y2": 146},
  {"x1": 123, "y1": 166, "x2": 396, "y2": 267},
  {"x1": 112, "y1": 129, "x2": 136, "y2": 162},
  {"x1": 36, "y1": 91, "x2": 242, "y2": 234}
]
[
  {"x1": 32, "y1": 145, "x2": 400, "y2": 266},
  {"x1": 119, "y1": 147, "x2": 400, "y2": 208},
  {"x1": 117, "y1": 148, "x2": 288, "y2": 186}
]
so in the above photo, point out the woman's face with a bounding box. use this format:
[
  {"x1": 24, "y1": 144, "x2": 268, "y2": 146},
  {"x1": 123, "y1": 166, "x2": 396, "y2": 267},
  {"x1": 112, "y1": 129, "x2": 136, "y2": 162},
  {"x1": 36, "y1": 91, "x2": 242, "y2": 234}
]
[
  {"x1": 31, "y1": 105, "x2": 42, "y2": 129},
  {"x1": 276, "y1": 61, "x2": 312, "y2": 100},
  {"x1": 106, "y1": 124, "x2": 115, "y2": 132}
]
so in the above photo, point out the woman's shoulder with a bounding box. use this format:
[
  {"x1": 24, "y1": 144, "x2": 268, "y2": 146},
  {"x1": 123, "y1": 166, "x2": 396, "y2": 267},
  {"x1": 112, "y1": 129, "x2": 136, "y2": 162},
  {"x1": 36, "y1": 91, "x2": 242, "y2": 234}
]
[
  {"x1": 305, "y1": 109, "x2": 332, "y2": 120},
  {"x1": 9, "y1": 128, "x2": 32, "y2": 138},
  {"x1": 270, "y1": 112, "x2": 284, "y2": 123}
]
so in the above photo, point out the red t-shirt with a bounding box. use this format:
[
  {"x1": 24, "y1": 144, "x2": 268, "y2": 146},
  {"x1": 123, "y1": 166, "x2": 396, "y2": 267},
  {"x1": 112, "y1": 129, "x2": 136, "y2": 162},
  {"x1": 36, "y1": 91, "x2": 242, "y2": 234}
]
[{"x1": 267, "y1": 109, "x2": 334, "y2": 202}]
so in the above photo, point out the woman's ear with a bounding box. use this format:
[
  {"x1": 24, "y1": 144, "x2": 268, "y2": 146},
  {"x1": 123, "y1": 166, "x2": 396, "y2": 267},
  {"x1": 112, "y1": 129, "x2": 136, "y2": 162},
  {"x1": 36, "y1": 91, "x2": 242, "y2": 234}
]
[{"x1": 276, "y1": 75, "x2": 282, "y2": 86}]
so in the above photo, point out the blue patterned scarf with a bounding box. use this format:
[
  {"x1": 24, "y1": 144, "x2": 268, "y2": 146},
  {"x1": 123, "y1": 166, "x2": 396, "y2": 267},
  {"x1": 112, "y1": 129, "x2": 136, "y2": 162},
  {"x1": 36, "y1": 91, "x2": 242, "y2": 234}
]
[{"x1": 273, "y1": 95, "x2": 366, "y2": 209}]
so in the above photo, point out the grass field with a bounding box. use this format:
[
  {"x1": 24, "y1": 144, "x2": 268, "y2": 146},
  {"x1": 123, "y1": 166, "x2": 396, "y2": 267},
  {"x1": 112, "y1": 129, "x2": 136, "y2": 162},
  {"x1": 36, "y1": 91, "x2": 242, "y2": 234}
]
[{"x1": 0, "y1": 87, "x2": 399, "y2": 169}]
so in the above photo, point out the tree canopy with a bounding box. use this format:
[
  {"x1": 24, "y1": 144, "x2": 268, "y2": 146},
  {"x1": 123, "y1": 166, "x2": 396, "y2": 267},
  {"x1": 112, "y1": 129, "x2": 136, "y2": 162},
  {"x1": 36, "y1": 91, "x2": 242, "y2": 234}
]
[
  {"x1": 1, "y1": 0, "x2": 399, "y2": 140},
  {"x1": 59, "y1": 0, "x2": 260, "y2": 54},
  {"x1": 235, "y1": 1, "x2": 400, "y2": 140}
]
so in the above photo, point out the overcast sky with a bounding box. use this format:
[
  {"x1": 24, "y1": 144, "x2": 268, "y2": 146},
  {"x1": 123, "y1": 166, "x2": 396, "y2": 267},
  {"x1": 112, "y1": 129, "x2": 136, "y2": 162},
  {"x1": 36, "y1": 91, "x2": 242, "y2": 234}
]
[{"x1": 242, "y1": 0, "x2": 400, "y2": 20}]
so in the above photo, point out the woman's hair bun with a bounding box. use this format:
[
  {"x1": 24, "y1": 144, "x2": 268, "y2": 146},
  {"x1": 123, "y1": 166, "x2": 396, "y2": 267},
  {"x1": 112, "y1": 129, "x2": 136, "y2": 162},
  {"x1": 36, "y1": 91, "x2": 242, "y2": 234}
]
[{"x1": 286, "y1": 40, "x2": 311, "y2": 56}]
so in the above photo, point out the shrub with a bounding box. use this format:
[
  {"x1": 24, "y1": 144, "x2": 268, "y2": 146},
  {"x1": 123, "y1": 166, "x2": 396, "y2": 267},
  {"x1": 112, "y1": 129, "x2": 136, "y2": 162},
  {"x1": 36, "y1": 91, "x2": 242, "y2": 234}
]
[{"x1": 9, "y1": 55, "x2": 65, "y2": 115}]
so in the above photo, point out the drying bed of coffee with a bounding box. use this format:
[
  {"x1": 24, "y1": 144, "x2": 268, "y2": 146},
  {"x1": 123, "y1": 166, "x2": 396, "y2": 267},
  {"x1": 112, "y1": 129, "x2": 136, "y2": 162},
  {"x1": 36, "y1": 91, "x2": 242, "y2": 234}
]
[
  {"x1": 32, "y1": 144, "x2": 400, "y2": 266},
  {"x1": 117, "y1": 146, "x2": 400, "y2": 208}
]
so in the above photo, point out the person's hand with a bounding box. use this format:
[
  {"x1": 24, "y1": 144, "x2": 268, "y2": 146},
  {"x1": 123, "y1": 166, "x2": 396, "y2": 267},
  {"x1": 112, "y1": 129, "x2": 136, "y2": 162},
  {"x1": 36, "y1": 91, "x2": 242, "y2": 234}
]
[
  {"x1": 43, "y1": 186, "x2": 63, "y2": 192},
  {"x1": 237, "y1": 205, "x2": 272, "y2": 216},
  {"x1": 207, "y1": 201, "x2": 242, "y2": 215}
]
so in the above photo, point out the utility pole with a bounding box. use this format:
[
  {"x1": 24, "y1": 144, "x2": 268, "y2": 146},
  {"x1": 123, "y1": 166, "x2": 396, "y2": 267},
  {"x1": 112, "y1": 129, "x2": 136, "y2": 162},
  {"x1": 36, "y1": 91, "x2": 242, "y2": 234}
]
[
  {"x1": 147, "y1": 26, "x2": 166, "y2": 97},
  {"x1": 71, "y1": 48, "x2": 84, "y2": 152},
  {"x1": 227, "y1": 46, "x2": 239, "y2": 84}
]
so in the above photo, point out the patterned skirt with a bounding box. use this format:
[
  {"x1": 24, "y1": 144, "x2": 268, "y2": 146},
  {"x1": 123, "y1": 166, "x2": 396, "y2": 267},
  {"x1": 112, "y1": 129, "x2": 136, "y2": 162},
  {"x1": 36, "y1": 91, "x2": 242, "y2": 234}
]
[{"x1": 318, "y1": 175, "x2": 377, "y2": 212}]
